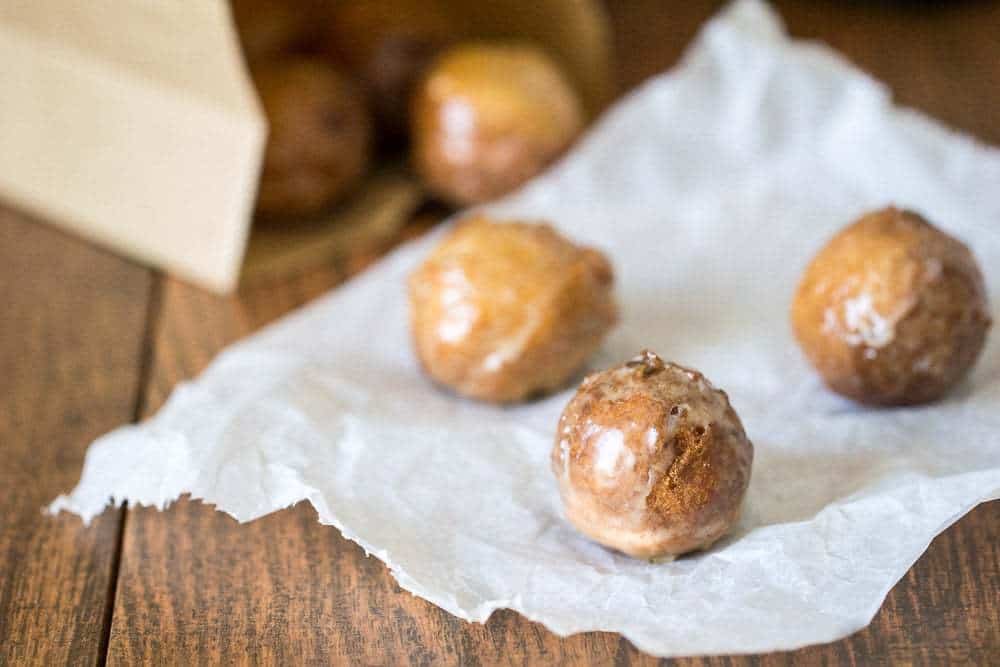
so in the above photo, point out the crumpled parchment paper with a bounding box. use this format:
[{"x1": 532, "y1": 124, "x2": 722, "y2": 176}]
[{"x1": 52, "y1": 0, "x2": 1000, "y2": 657}]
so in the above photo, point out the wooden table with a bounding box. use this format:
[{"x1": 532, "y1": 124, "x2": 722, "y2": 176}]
[{"x1": 3, "y1": 1, "x2": 999, "y2": 664}]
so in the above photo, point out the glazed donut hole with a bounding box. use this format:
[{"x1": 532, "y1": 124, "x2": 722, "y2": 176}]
[
  {"x1": 408, "y1": 216, "x2": 618, "y2": 403},
  {"x1": 792, "y1": 207, "x2": 991, "y2": 406},
  {"x1": 410, "y1": 42, "x2": 585, "y2": 206},
  {"x1": 252, "y1": 58, "x2": 373, "y2": 221},
  {"x1": 552, "y1": 350, "x2": 754, "y2": 560}
]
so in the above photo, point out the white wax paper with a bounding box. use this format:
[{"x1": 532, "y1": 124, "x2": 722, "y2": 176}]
[{"x1": 53, "y1": 0, "x2": 1000, "y2": 657}]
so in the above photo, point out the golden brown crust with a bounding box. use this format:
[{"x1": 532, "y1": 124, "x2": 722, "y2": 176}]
[
  {"x1": 408, "y1": 216, "x2": 617, "y2": 402},
  {"x1": 646, "y1": 423, "x2": 714, "y2": 517},
  {"x1": 552, "y1": 351, "x2": 753, "y2": 559},
  {"x1": 252, "y1": 58, "x2": 373, "y2": 220},
  {"x1": 792, "y1": 207, "x2": 991, "y2": 405},
  {"x1": 411, "y1": 43, "x2": 584, "y2": 206}
]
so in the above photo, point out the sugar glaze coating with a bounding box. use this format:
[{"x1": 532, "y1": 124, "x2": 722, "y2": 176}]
[
  {"x1": 553, "y1": 351, "x2": 753, "y2": 559},
  {"x1": 409, "y1": 216, "x2": 617, "y2": 403},
  {"x1": 792, "y1": 207, "x2": 991, "y2": 405},
  {"x1": 411, "y1": 43, "x2": 584, "y2": 205}
]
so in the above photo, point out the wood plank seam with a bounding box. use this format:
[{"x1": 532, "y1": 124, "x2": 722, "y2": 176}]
[
  {"x1": 0, "y1": 205, "x2": 153, "y2": 665},
  {"x1": 97, "y1": 272, "x2": 164, "y2": 667}
]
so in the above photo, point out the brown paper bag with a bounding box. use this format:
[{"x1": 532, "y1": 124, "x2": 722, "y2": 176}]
[{"x1": 0, "y1": 0, "x2": 265, "y2": 292}]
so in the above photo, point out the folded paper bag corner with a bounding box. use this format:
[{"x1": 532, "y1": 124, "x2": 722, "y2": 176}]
[{"x1": 0, "y1": 0, "x2": 266, "y2": 293}]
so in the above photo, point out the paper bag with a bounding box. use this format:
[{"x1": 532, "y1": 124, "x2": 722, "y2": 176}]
[{"x1": 0, "y1": 0, "x2": 265, "y2": 292}]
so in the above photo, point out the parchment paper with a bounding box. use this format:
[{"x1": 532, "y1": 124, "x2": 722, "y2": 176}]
[{"x1": 52, "y1": 0, "x2": 1000, "y2": 657}]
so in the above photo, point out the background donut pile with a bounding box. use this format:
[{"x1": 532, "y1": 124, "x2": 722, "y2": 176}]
[{"x1": 233, "y1": 0, "x2": 588, "y2": 224}]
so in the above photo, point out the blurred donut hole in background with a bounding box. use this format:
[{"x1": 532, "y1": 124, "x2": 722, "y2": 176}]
[{"x1": 232, "y1": 0, "x2": 615, "y2": 285}]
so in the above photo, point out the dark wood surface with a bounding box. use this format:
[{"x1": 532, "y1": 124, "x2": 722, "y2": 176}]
[
  {"x1": 4, "y1": 1, "x2": 999, "y2": 664},
  {"x1": 0, "y1": 211, "x2": 152, "y2": 665}
]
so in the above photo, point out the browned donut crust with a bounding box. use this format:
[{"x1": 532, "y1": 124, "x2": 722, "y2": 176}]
[
  {"x1": 792, "y1": 207, "x2": 991, "y2": 405},
  {"x1": 408, "y1": 216, "x2": 617, "y2": 403},
  {"x1": 253, "y1": 58, "x2": 372, "y2": 220},
  {"x1": 411, "y1": 43, "x2": 584, "y2": 206},
  {"x1": 552, "y1": 351, "x2": 753, "y2": 559}
]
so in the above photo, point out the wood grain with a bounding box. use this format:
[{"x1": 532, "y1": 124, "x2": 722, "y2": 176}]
[{"x1": 0, "y1": 209, "x2": 151, "y2": 665}]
